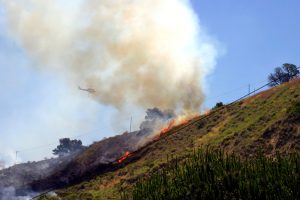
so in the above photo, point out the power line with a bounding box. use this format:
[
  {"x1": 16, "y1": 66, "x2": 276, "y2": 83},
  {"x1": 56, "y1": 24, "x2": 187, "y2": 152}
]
[
  {"x1": 16, "y1": 115, "x2": 141, "y2": 157},
  {"x1": 209, "y1": 66, "x2": 299, "y2": 102},
  {"x1": 10, "y1": 81, "x2": 273, "y2": 155},
  {"x1": 209, "y1": 79, "x2": 268, "y2": 100},
  {"x1": 16, "y1": 124, "x2": 113, "y2": 155}
]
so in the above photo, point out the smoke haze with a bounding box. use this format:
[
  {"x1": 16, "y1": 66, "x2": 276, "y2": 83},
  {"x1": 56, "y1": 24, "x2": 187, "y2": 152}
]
[{"x1": 3, "y1": 0, "x2": 218, "y2": 113}]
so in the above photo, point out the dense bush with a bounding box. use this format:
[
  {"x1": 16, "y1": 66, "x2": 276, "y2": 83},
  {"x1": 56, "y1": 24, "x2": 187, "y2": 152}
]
[
  {"x1": 52, "y1": 138, "x2": 85, "y2": 157},
  {"x1": 123, "y1": 149, "x2": 300, "y2": 200},
  {"x1": 213, "y1": 102, "x2": 224, "y2": 109},
  {"x1": 268, "y1": 63, "x2": 299, "y2": 86}
]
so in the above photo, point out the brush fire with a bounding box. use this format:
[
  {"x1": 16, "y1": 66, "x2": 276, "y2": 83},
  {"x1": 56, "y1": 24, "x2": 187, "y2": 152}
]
[
  {"x1": 155, "y1": 115, "x2": 194, "y2": 138},
  {"x1": 117, "y1": 151, "x2": 131, "y2": 164},
  {"x1": 116, "y1": 113, "x2": 197, "y2": 164}
]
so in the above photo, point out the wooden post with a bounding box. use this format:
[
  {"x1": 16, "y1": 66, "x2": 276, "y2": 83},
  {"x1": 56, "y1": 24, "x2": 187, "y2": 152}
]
[{"x1": 130, "y1": 116, "x2": 132, "y2": 132}]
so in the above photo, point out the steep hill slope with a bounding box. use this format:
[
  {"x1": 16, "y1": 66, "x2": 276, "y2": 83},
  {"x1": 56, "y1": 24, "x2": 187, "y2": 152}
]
[{"x1": 40, "y1": 78, "x2": 300, "y2": 199}]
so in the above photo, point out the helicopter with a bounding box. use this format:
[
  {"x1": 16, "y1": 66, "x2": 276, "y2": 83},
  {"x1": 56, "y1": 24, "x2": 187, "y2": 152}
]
[{"x1": 78, "y1": 86, "x2": 96, "y2": 94}]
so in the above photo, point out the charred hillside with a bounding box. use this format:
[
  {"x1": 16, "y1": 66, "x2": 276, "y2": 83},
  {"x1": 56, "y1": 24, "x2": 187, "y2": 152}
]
[
  {"x1": 35, "y1": 78, "x2": 300, "y2": 199},
  {"x1": 0, "y1": 154, "x2": 76, "y2": 197},
  {"x1": 30, "y1": 132, "x2": 142, "y2": 191},
  {"x1": 30, "y1": 108, "x2": 175, "y2": 191}
]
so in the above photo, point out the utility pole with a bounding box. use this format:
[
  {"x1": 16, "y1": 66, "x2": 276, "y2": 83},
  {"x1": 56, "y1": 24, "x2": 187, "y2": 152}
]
[
  {"x1": 248, "y1": 84, "x2": 251, "y2": 96},
  {"x1": 130, "y1": 116, "x2": 133, "y2": 133},
  {"x1": 15, "y1": 151, "x2": 19, "y2": 165}
]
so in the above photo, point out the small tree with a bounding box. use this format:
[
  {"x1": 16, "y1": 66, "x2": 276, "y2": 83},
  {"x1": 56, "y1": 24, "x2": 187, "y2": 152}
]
[
  {"x1": 53, "y1": 138, "x2": 85, "y2": 157},
  {"x1": 213, "y1": 102, "x2": 224, "y2": 109},
  {"x1": 283, "y1": 63, "x2": 299, "y2": 78},
  {"x1": 268, "y1": 63, "x2": 299, "y2": 86}
]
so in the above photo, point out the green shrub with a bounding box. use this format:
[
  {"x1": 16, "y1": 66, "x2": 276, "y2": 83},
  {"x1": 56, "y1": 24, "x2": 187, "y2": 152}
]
[
  {"x1": 288, "y1": 101, "x2": 300, "y2": 115},
  {"x1": 123, "y1": 149, "x2": 300, "y2": 200}
]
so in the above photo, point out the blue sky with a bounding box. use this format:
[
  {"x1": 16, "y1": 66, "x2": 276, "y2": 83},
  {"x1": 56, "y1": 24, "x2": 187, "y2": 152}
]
[
  {"x1": 0, "y1": 1, "x2": 299, "y2": 164},
  {"x1": 192, "y1": 0, "x2": 300, "y2": 106}
]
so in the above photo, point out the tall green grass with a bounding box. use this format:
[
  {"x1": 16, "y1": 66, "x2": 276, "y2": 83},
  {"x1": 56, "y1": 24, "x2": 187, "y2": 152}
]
[{"x1": 122, "y1": 149, "x2": 300, "y2": 200}]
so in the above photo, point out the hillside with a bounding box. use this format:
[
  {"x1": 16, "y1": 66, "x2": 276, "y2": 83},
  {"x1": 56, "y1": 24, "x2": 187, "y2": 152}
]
[{"x1": 33, "y1": 78, "x2": 300, "y2": 200}]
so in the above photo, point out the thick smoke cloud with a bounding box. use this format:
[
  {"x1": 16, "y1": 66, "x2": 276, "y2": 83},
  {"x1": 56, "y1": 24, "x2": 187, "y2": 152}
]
[
  {"x1": 2, "y1": 0, "x2": 218, "y2": 113},
  {"x1": 138, "y1": 108, "x2": 175, "y2": 136}
]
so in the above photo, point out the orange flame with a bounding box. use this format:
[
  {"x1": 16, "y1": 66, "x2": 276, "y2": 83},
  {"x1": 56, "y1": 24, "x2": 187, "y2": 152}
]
[
  {"x1": 180, "y1": 119, "x2": 189, "y2": 125},
  {"x1": 160, "y1": 119, "x2": 176, "y2": 135},
  {"x1": 203, "y1": 109, "x2": 211, "y2": 116},
  {"x1": 118, "y1": 151, "x2": 131, "y2": 164},
  {"x1": 153, "y1": 115, "x2": 196, "y2": 141}
]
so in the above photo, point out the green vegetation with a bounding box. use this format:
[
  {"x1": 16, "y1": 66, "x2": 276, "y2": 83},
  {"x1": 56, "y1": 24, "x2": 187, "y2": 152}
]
[
  {"x1": 126, "y1": 149, "x2": 300, "y2": 200},
  {"x1": 288, "y1": 100, "x2": 300, "y2": 116}
]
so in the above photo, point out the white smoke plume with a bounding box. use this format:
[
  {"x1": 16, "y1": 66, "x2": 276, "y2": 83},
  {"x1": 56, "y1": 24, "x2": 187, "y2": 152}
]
[{"x1": 2, "y1": 0, "x2": 218, "y2": 113}]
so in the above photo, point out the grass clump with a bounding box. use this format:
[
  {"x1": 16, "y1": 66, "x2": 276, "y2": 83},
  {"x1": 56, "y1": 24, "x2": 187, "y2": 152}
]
[
  {"x1": 288, "y1": 101, "x2": 300, "y2": 116},
  {"x1": 124, "y1": 149, "x2": 300, "y2": 200}
]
